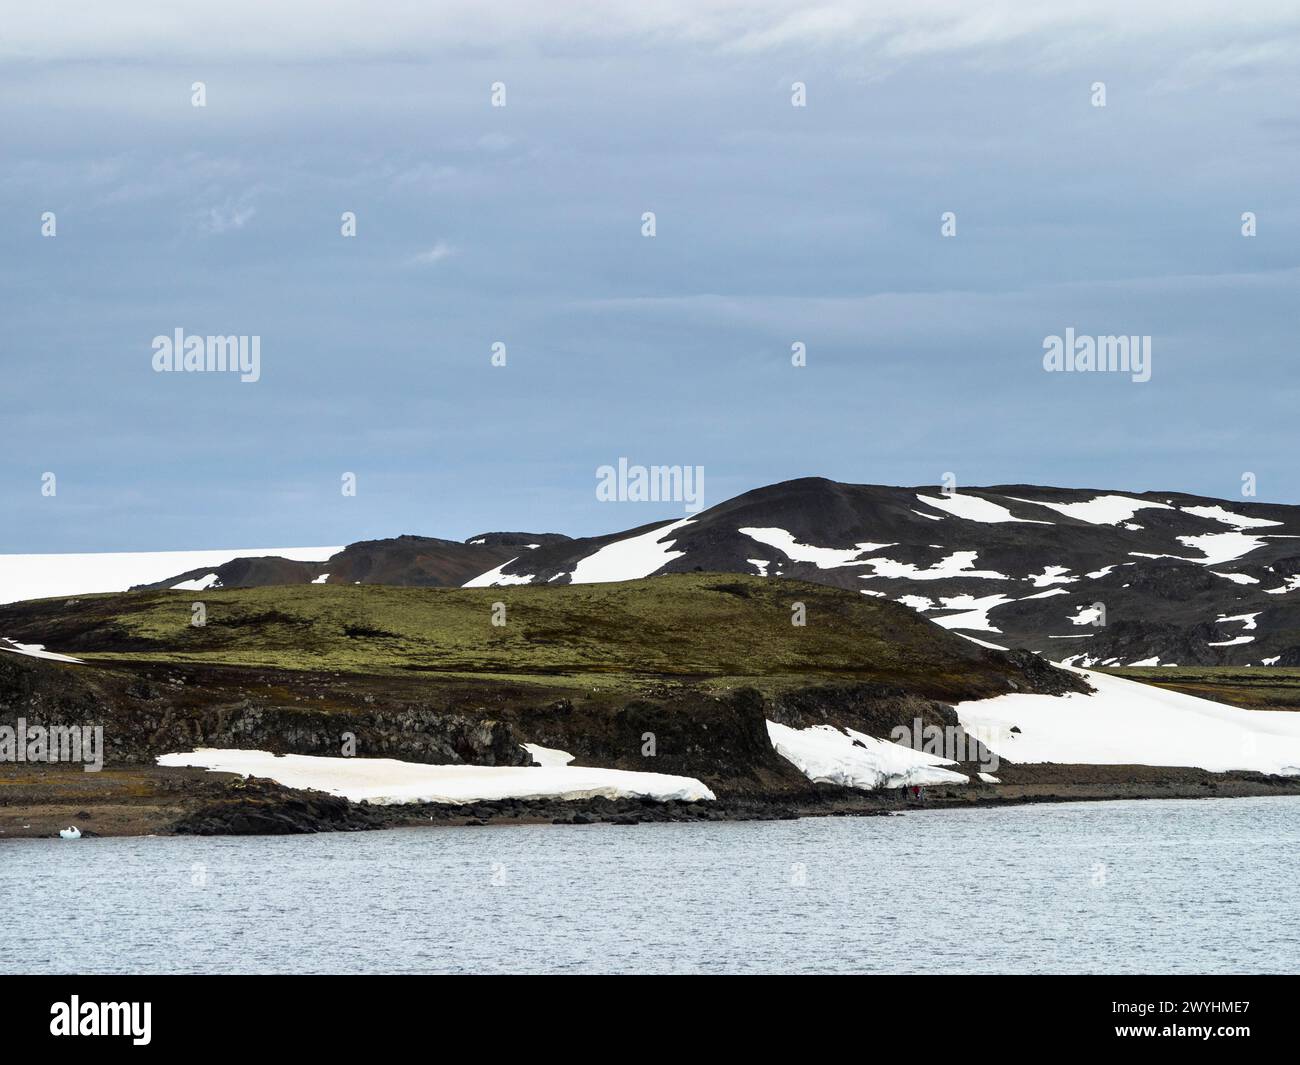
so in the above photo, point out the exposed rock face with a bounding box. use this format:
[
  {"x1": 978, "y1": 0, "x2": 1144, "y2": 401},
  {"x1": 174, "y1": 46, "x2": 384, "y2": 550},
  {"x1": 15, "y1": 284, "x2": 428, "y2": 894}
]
[{"x1": 0, "y1": 654, "x2": 531, "y2": 769}]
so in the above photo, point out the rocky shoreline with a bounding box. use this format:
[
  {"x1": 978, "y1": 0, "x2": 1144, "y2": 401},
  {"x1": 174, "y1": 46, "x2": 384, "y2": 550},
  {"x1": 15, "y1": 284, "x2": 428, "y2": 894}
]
[{"x1": 4, "y1": 762, "x2": 1300, "y2": 839}]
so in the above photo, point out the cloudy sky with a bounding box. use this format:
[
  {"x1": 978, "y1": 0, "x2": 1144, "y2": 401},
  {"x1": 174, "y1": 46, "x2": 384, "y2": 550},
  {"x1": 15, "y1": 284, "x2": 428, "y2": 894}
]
[{"x1": 3, "y1": 1, "x2": 1298, "y2": 552}]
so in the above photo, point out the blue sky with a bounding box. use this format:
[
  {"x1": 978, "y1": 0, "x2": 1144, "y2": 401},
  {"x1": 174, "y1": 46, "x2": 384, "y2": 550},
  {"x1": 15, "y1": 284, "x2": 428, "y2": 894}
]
[{"x1": 3, "y1": 2, "x2": 1298, "y2": 551}]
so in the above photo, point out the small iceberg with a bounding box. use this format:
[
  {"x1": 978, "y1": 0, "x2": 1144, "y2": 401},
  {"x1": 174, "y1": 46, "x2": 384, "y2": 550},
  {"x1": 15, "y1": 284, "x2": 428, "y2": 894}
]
[{"x1": 59, "y1": 826, "x2": 81, "y2": 840}]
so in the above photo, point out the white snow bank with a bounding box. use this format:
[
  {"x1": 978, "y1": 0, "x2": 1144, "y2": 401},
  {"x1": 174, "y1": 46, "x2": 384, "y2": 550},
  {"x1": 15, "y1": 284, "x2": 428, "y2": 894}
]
[
  {"x1": 462, "y1": 557, "x2": 534, "y2": 587},
  {"x1": 157, "y1": 749, "x2": 715, "y2": 804},
  {"x1": 931, "y1": 593, "x2": 1014, "y2": 633},
  {"x1": 1007, "y1": 494, "x2": 1170, "y2": 525},
  {"x1": 1212, "y1": 571, "x2": 1259, "y2": 585},
  {"x1": 567, "y1": 519, "x2": 694, "y2": 583},
  {"x1": 0, "y1": 638, "x2": 84, "y2": 664},
  {"x1": 171, "y1": 573, "x2": 221, "y2": 591},
  {"x1": 955, "y1": 667, "x2": 1300, "y2": 776},
  {"x1": 1176, "y1": 532, "x2": 1270, "y2": 566},
  {"x1": 858, "y1": 549, "x2": 1008, "y2": 581},
  {"x1": 1027, "y1": 565, "x2": 1077, "y2": 587},
  {"x1": 0, "y1": 546, "x2": 342, "y2": 605},
  {"x1": 522, "y1": 743, "x2": 575, "y2": 767},
  {"x1": 914, "y1": 493, "x2": 1049, "y2": 524},
  {"x1": 1216, "y1": 612, "x2": 1260, "y2": 631},
  {"x1": 739, "y1": 527, "x2": 892, "y2": 569},
  {"x1": 1179, "y1": 505, "x2": 1282, "y2": 530},
  {"x1": 766, "y1": 721, "x2": 969, "y2": 790}
]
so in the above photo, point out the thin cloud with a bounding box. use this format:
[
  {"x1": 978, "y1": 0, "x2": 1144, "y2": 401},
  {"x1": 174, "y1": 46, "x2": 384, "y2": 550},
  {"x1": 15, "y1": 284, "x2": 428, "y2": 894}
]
[{"x1": 411, "y1": 241, "x2": 456, "y2": 265}]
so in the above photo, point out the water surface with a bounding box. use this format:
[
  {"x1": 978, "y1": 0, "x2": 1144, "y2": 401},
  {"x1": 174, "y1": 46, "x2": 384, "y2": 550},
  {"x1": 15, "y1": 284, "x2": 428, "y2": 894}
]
[{"x1": 4, "y1": 797, "x2": 1296, "y2": 974}]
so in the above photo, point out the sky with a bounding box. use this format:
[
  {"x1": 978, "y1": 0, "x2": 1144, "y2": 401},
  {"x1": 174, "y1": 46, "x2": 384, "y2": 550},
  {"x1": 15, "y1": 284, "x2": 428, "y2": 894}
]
[{"x1": 3, "y1": 1, "x2": 1299, "y2": 552}]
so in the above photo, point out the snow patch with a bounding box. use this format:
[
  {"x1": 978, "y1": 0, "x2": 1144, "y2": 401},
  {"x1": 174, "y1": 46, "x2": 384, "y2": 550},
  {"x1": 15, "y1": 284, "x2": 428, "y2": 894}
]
[
  {"x1": 1006, "y1": 494, "x2": 1171, "y2": 525},
  {"x1": 739, "y1": 527, "x2": 892, "y2": 569},
  {"x1": 1176, "y1": 532, "x2": 1270, "y2": 567},
  {"x1": 171, "y1": 573, "x2": 221, "y2": 591},
  {"x1": 1212, "y1": 571, "x2": 1259, "y2": 585},
  {"x1": 766, "y1": 721, "x2": 968, "y2": 790},
  {"x1": 157, "y1": 749, "x2": 715, "y2": 804},
  {"x1": 522, "y1": 743, "x2": 575, "y2": 767},
  {"x1": 914, "y1": 493, "x2": 1049, "y2": 525},
  {"x1": 1179, "y1": 505, "x2": 1283, "y2": 530},
  {"x1": 1068, "y1": 604, "x2": 1104, "y2": 626},
  {"x1": 0, "y1": 638, "x2": 84, "y2": 664},
  {"x1": 931, "y1": 594, "x2": 1014, "y2": 633},
  {"x1": 569, "y1": 519, "x2": 695, "y2": 583},
  {"x1": 858, "y1": 550, "x2": 1009, "y2": 581},
  {"x1": 1027, "y1": 566, "x2": 1077, "y2": 587},
  {"x1": 956, "y1": 667, "x2": 1300, "y2": 775},
  {"x1": 1216, "y1": 612, "x2": 1260, "y2": 631},
  {"x1": 462, "y1": 558, "x2": 534, "y2": 587}
]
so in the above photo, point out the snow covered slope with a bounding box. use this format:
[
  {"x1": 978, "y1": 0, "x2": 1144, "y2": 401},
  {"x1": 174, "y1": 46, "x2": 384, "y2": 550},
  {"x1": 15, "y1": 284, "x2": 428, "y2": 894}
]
[
  {"x1": 955, "y1": 667, "x2": 1300, "y2": 776},
  {"x1": 456, "y1": 479, "x2": 1300, "y2": 667}
]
